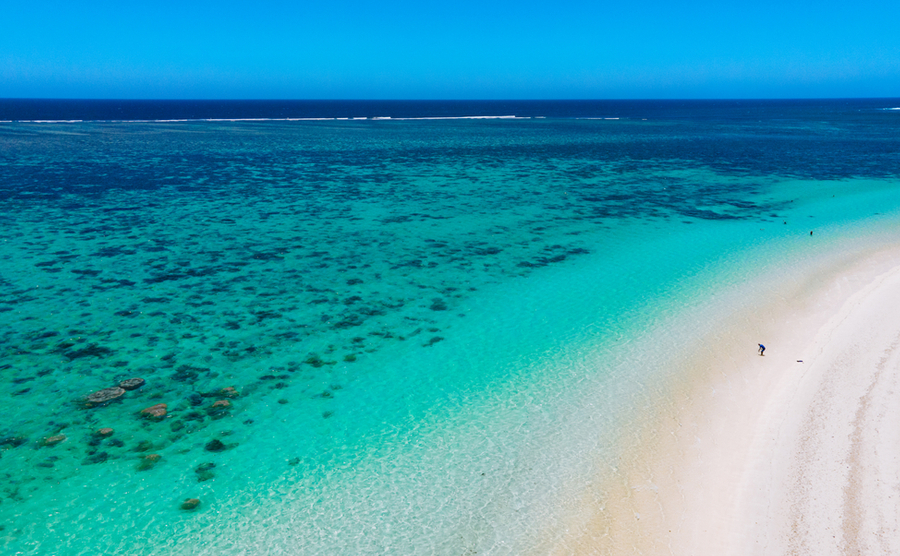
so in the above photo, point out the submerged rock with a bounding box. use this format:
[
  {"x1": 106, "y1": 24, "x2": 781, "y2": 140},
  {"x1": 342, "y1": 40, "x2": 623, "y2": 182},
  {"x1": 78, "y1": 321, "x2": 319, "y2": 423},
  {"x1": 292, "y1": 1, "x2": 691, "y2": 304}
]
[
  {"x1": 219, "y1": 387, "x2": 239, "y2": 398},
  {"x1": 304, "y1": 354, "x2": 326, "y2": 368},
  {"x1": 172, "y1": 365, "x2": 208, "y2": 383},
  {"x1": 96, "y1": 428, "x2": 114, "y2": 437},
  {"x1": 41, "y1": 435, "x2": 66, "y2": 447},
  {"x1": 0, "y1": 436, "x2": 28, "y2": 448},
  {"x1": 133, "y1": 440, "x2": 154, "y2": 452},
  {"x1": 204, "y1": 439, "x2": 226, "y2": 452},
  {"x1": 118, "y1": 378, "x2": 145, "y2": 391},
  {"x1": 137, "y1": 453, "x2": 161, "y2": 471},
  {"x1": 207, "y1": 399, "x2": 231, "y2": 420},
  {"x1": 140, "y1": 403, "x2": 167, "y2": 421},
  {"x1": 84, "y1": 451, "x2": 109, "y2": 464},
  {"x1": 184, "y1": 411, "x2": 205, "y2": 422},
  {"x1": 195, "y1": 464, "x2": 216, "y2": 482},
  {"x1": 180, "y1": 498, "x2": 201, "y2": 510},
  {"x1": 85, "y1": 387, "x2": 125, "y2": 408},
  {"x1": 208, "y1": 409, "x2": 229, "y2": 421}
]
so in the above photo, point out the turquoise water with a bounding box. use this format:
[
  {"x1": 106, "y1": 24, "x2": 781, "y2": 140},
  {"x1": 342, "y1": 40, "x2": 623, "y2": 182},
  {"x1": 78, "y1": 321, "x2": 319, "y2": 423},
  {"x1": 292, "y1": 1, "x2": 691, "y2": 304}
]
[{"x1": 2, "y1": 108, "x2": 900, "y2": 554}]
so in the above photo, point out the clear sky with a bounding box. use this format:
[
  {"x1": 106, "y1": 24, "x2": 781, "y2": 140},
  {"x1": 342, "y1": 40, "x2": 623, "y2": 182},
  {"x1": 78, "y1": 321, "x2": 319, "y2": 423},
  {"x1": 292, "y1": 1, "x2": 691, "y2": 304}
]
[{"x1": 2, "y1": 0, "x2": 899, "y2": 99}]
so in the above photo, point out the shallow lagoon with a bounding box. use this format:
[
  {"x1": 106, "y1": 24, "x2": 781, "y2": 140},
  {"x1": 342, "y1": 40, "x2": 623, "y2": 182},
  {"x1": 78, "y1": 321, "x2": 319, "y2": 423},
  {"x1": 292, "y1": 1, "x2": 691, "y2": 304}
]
[{"x1": 2, "y1": 110, "x2": 899, "y2": 554}]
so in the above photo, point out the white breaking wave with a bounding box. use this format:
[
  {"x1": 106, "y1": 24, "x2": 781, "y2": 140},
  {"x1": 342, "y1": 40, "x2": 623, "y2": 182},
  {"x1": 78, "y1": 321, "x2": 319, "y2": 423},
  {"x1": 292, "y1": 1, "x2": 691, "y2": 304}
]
[
  {"x1": 5, "y1": 115, "x2": 528, "y2": 123},
  {"x1": 381, "y1": 115, "x2": 520, "y2": 120}
]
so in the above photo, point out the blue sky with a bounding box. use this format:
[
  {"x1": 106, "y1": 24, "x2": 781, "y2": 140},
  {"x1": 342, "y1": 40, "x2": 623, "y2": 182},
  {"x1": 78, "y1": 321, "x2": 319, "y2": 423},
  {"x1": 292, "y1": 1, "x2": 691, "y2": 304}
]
[{"x1": 2, "y1": 0, "x2": 899, "y2": 99}]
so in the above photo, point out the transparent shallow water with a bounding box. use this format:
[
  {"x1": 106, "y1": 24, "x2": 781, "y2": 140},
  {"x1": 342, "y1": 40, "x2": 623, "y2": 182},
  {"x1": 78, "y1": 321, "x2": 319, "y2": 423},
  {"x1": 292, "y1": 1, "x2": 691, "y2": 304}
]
[{"x1": 1, "y1": 110, "x2": 899, "y2": 554}]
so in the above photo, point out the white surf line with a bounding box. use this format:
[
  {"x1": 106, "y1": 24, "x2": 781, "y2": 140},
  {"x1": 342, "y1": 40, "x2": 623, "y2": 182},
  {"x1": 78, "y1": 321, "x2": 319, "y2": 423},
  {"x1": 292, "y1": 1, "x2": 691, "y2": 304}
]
[{"x1": 7, "y1": 115, "x2": 529, "y2": 123}]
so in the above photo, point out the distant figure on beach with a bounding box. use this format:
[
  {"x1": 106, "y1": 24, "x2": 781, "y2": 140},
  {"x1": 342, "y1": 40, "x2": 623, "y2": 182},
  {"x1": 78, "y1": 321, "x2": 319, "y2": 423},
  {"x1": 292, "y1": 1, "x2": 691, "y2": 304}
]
[{"x1": 758, "y1": 344, "x2": 766, "y2": 356}]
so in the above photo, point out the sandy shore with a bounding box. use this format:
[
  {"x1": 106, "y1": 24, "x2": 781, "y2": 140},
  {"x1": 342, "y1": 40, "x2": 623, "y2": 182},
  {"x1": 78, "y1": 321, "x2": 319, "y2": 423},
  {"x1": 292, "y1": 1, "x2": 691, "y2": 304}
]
[{"x1": 557, "y1": 244, "x2": 900, "y2": 555}]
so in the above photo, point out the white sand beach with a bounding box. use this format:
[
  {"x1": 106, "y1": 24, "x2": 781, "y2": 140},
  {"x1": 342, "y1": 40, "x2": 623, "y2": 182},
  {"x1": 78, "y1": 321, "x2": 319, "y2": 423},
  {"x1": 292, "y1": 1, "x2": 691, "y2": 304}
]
[{"x1": 559, "y1": 243, "x2": 900, "y2": 555}]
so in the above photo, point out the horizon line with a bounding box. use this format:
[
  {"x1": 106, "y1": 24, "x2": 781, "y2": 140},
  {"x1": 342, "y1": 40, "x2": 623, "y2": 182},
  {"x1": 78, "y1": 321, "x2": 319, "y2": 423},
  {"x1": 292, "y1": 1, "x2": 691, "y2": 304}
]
[{"x1": 3, "y1": 96, "x2": 900, "y2": 102}]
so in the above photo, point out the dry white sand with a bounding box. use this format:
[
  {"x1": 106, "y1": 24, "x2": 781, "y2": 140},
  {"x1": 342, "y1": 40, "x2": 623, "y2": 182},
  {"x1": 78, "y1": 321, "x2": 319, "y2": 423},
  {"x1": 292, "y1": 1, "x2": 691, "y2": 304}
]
[{"x1": 554, "y1": 244, "x2": 900, "y2": 555}]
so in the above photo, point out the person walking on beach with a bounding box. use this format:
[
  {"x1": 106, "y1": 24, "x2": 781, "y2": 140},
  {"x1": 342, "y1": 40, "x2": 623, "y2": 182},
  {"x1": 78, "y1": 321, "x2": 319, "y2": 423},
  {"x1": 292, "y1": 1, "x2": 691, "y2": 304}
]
[{"x1": 758, "y1": 344, "x2": 766, "y2": 356}]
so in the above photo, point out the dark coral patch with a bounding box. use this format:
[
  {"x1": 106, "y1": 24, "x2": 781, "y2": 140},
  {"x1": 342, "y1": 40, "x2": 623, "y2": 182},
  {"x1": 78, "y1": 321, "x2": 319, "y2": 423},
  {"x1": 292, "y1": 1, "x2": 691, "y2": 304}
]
[{"x1": 64, "y1": 344, "x2": 114, "y2": 360}]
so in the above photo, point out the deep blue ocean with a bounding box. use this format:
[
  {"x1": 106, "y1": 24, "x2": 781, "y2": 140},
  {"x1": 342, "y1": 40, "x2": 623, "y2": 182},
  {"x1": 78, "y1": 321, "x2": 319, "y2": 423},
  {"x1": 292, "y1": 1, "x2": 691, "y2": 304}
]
[
  {"x1": 2, "y1": 97, "x2": 898, "y2": 123},
  {"x1": 1, "y1": 99, "x2": 899, "y2": 555}
]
